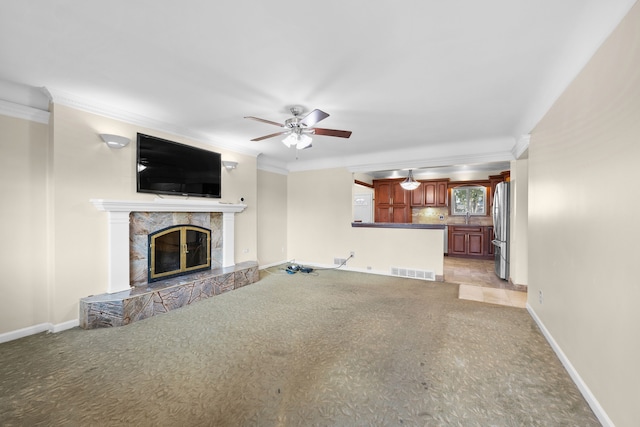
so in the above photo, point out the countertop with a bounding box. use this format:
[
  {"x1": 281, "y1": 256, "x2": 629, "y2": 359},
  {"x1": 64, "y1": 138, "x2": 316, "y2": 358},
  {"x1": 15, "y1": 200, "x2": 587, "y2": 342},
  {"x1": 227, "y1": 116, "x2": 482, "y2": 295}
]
[
  {"x1": 351, "y1": 222, "x2": 493, "y2": 229},
  {"x1": 351, "y1": 222, "x2": 446, "y2": 229}
]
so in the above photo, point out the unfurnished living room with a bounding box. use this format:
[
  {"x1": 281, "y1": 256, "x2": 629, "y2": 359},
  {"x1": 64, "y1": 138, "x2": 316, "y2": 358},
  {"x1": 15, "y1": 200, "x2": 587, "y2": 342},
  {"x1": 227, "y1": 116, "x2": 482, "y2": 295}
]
[{"x1": 1, "y1": 1, "x2": 638, "y2": 426}]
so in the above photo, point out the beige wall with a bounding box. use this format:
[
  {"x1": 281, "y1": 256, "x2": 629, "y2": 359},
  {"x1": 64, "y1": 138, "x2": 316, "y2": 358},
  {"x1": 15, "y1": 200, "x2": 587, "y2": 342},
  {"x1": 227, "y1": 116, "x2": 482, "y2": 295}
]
[
  {"x1": 528, "y1": 3, "x2": 640, "y2": 426},
  {"x1": 287, "y1": 168, "x2": 443, "y2": 276},
  {"x1": 1, "y1": 104, "x2": 258, "y2": 334},
  {"x1": 257, "y1": 169, "x2": 288, "y2": 266},
  {"x1": 0, "y1": 115, "x2": 49, "y2": 333},
  {"x1": 509, "y1": 158, "x2": 528, "y2": 286}
]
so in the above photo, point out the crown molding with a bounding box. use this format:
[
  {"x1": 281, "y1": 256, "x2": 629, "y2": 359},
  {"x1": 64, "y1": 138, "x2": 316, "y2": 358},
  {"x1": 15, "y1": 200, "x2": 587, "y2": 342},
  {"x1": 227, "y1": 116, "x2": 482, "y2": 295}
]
[
  {"x1": 257, "y1": 164, "x2": 289, "y2": 176},
  {"x1": 512, "y1": 134, "x2": 530, "y2": 159},
  {"x1": 42, "y1": 87, "x2": 261, "y2": 158},
  {"x1": 256, "y1": 156, "x2": 289, "y2": 175},
  {"x1": 0, "y1": 99, "x2": 49, "y2": 124}
]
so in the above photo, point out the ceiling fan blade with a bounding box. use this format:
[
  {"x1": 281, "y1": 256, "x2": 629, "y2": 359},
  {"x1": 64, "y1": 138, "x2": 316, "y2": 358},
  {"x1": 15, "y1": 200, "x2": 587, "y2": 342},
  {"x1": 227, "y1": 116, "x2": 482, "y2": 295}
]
[
  {"x1": 312, "y1": 128, "x2": 352, "y2": 138},
  {"x1": 244, "y1": 116, "x2": 285, "y2": 127},
  {"x1": 250, "y1": 131, "x2": 288, "y2": 142},
  {"x1": 300, "y1": 109, "x2": 329, "y2": 127}
]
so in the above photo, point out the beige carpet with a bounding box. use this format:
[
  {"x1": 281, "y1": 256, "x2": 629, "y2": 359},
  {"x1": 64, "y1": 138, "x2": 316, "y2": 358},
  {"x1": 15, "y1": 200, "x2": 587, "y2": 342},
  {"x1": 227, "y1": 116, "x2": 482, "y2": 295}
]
[{"x1": 0, "y1": 267, "x2": 599, "y2": 426}]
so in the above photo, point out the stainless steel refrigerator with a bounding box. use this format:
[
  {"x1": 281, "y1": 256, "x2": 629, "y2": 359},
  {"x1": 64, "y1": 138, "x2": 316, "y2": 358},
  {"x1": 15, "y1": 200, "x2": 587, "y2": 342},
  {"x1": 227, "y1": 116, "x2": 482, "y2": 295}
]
[{"x1": 491, "y1": 181, "x2": 509, "y2": 279}]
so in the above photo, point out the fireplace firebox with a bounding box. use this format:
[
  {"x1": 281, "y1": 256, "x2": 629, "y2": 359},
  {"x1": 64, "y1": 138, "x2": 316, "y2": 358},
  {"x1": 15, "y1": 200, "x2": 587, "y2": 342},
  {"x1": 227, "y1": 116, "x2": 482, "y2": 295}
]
[{"x1": 149, "y1": 225, "x2": 211, "y2": 282}]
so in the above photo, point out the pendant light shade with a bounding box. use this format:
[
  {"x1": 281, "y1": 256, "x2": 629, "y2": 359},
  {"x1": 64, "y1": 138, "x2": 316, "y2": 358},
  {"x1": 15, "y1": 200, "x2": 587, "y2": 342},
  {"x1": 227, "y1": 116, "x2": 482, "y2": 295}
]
[{"x1": 400, "y1": 170, "x2": 420, "y2": 190}]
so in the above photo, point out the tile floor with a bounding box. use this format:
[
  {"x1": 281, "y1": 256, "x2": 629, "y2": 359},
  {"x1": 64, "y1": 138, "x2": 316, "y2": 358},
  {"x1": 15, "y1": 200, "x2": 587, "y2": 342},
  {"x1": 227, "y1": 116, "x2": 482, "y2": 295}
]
[{"x1": 444, "y1": 256, "x2": 528, "y2": 308}]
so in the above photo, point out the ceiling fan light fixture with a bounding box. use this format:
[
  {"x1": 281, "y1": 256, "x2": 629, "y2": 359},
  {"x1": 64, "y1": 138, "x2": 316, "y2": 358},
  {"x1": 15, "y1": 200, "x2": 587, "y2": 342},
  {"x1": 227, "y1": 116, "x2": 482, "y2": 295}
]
[
  {"x1": 400, "y1": 170, "x2": 420, "y2": 190},
  {"x1": 282, "y1": 132, "x2": 313, "y2": 149},
  {"x1": 296, "y1": 133, "x2": 312, "y2": 149},
  {"x1": 247, "y1": 107, "x2": 351, "y2": 147},
  {"x1": 282, "y1": 133, "x2": 296, "y2": 148}
]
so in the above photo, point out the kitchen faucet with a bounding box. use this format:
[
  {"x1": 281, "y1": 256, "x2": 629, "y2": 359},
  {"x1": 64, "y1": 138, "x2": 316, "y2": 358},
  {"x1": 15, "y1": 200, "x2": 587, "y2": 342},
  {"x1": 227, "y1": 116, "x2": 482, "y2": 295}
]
[{"x1": 465, "y1": 211, "x2": 470, "y2": 224}]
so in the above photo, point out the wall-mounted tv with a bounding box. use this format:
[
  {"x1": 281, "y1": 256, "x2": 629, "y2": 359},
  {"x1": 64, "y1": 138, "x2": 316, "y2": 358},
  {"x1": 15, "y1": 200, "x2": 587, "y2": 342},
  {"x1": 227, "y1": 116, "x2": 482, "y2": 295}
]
[{"x1": 136, "y1": 133, "x2": 222, "y2": 198}]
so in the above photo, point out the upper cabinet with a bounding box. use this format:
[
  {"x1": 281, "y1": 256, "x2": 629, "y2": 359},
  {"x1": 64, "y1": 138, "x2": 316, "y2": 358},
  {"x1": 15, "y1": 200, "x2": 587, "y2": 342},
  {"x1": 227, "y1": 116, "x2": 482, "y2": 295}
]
[
  {"x1": 374, "y1": 179, "x2": 410, "y2": 223},
  {"x1": 373, "y1": 172, "x2": 509, "y2": 223},
  {"x1": 489, "y1": 171, "x2": 510, "y2": 207},
  {"x1": 410, "y1": 179, "x2": 449, "y2": 207}
]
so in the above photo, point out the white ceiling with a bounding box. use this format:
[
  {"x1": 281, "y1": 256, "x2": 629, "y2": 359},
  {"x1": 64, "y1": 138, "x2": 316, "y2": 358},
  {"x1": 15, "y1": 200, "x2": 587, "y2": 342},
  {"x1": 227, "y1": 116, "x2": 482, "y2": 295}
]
[{"x1": 0, "y1": 0, "x2": 636, "y2": 175}]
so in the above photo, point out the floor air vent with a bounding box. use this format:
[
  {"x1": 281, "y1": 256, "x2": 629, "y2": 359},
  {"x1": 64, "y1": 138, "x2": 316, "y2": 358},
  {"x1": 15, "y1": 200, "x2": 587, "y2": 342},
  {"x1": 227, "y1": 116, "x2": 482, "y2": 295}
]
[{"x1": 390, "y1": 267, "x2": 435, "y2": 281}]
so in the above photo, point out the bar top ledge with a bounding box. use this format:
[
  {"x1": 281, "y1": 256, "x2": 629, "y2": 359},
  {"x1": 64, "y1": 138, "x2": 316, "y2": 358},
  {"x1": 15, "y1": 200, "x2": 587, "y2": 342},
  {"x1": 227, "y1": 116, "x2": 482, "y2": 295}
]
[{"x1": 351, "y1": 222, "x2": 446, "y2": 229}]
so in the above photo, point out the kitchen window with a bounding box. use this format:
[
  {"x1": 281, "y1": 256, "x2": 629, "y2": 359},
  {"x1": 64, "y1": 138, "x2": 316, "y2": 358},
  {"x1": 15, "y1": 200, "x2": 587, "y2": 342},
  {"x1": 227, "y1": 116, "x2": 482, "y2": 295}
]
[{"x1": 452, "y1": 186, "x2": 486, "y2": 215}]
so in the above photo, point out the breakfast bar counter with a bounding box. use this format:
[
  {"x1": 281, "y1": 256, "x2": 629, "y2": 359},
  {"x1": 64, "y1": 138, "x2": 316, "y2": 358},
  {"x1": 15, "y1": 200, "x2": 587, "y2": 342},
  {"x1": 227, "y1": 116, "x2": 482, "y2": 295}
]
[{"x1": 351, "y1": 222, "x2": 445, "y2": 229}]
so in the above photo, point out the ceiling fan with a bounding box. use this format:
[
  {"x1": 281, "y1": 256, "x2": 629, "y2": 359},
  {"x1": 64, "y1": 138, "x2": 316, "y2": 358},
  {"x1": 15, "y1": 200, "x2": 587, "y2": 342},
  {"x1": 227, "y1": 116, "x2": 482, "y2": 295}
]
[{"x1": 245, "y1": 106, "x2": 352, "y2": 149}]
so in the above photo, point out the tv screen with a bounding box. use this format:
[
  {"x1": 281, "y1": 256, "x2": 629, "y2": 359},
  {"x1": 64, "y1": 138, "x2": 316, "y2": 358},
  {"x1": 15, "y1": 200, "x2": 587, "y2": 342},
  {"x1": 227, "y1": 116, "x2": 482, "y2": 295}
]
[{"x1": 136, "y1": 133, "x2": 222, "y2": 198}]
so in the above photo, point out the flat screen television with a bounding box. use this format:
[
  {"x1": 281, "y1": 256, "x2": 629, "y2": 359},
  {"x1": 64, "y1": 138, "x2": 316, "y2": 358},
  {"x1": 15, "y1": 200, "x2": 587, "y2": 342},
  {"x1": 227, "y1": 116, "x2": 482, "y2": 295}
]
[{"x1": 136, "y1": 133, "x2": 222, "y2": 198}]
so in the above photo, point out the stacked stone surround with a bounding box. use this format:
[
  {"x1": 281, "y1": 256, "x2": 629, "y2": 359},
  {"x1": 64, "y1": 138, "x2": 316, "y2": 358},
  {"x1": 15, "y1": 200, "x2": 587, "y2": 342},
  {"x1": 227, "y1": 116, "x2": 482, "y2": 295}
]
[
  {"x1": 130, "y1": 211, "x2": 223, "y2": 287},
  {"x1": 80, "y1": 261, "x2": 259, "y2": 329}
]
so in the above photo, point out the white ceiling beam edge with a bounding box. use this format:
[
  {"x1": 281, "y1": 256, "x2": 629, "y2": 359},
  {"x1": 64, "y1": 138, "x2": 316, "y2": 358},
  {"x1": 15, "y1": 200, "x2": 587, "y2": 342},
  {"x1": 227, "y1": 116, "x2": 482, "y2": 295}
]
[
  {"x1": 346, "y1": 151, "x2": 515, "y2": 175},
  {"x1": 280, "y1": 135, "x2": 516, "y2": 174},
  {"x1": 42, "y1": 87, "x2": 262, "y2": 158}
]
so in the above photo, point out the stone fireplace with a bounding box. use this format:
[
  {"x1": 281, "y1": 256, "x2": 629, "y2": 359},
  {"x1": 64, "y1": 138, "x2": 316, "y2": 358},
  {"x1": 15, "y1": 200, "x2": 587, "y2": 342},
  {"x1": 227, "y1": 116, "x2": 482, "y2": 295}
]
[
  {"x1": 80, "y1": 198, "x2": 259, "y2": 329},
  {"x1": 90, "y1": 198, "x2": 246, "y2": 293}
]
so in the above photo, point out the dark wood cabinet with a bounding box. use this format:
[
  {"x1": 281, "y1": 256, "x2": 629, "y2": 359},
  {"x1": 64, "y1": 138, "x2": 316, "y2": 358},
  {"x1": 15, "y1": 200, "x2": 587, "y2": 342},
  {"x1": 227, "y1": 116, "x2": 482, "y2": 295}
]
[
  {"x1": 410, "y1": 179, "x2": 449, "y2": 207},
  {"x1": 374, "y1": 179, "x2": 410, "y2": 223},
  {"x1": 489, "y1": 171, "x2": 510, "y2": 207},
  {"x1": 410, "y1": 182, "x2": 425, "y2": 206},
  {"x1": 485, "y1": 226, "x2": 495, "y2": 256},
  {"x1": 449, "y1": 225, "x2": 491, "y2": 259}
]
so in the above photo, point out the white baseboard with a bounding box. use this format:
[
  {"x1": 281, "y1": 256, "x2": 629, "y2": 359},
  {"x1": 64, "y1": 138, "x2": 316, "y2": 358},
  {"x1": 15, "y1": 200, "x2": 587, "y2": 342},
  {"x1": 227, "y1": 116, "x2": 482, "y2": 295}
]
[
  {"x1": 259, "y1": 260, "x2": 290, "y2": 269},
  {"x1": 526, "y1": 303, "x2": 613, "y2": 427},
  {"x1": 51, "y1": 319, "x2": 79, "y2": 333},
  {"x1": 0, "y1": 319, "x2": 80, "y2": 344},
  {"x1": 0, "y1": 323, "x2": 50, "y2": 344},
  {"x1": 293, "y1": 261, "x2": 408, "y2": 279}
]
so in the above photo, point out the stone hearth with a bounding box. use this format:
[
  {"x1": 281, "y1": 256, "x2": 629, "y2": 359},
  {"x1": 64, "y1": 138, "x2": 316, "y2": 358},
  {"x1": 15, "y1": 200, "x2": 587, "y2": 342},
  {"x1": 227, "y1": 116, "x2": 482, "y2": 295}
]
[{"x1": 80, "y1": 261, "x2": 258, "y2": 329}]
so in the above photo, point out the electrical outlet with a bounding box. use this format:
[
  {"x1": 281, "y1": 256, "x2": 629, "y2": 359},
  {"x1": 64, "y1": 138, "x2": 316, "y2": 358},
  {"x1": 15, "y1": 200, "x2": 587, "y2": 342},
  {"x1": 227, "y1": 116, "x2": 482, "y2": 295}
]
[
  {"x1": 350, "y1": 251, "x2": 355, "y2": 258},
  {"x1": 538, "y1": 290, "x2": 544, "y2": 304}
]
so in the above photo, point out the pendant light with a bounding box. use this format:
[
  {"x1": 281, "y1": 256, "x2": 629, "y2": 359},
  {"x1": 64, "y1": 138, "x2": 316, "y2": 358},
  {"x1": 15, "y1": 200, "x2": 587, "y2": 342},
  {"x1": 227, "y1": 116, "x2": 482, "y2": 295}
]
[{"x1": 400, "y1": 169, "x2": 420, "y2": 190}]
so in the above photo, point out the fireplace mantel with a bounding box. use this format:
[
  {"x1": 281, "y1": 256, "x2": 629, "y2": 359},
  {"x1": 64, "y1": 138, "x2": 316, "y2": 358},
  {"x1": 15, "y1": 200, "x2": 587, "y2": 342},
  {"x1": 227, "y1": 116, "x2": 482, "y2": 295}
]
[
  {"x1": 90, "y1": 198, "x2": 247, "y2": 294},
  {"x1": 90, "y1": 198, "x2": 247, "y2": 214}
]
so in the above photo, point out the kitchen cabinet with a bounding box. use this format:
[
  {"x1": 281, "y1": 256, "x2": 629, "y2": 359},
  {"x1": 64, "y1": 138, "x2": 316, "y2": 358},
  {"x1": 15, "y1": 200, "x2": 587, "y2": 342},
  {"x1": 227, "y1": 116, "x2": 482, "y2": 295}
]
[
  {"x1": 448, "y1": 225, "x2": 491, "y2": 259},
  {"x1": 410, "y1": 179, "x2": 449, "y2": 207},
  {"x1": 485, "y1": 226, "x2": 495, "y2": 256},
  {"x1": 374, "y1": 179, "x2": 410, "y2": 223},
  {"x1": 489, "y1": 171, "x2": 510, "y2": 207}
]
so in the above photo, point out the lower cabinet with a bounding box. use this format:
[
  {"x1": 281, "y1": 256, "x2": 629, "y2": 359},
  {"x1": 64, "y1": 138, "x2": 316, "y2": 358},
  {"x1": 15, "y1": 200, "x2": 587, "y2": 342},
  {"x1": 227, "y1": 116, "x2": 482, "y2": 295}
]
[
  {"x1": 448, "y1": 225, "x2": 492, "y2": 259},
  {"x1": 485, "y1": 226, "x2": 495, "y2": 256}
]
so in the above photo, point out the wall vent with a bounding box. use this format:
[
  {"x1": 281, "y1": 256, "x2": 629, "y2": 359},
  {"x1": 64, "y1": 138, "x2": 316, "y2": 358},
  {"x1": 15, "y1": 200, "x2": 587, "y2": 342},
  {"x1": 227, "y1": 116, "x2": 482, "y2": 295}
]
[
  {"x1": 334, "y1": 257, "x2": 347, "y2": 266},
  {"x1": 390, "y1": 267, "x2": 435, "y2": 281}
]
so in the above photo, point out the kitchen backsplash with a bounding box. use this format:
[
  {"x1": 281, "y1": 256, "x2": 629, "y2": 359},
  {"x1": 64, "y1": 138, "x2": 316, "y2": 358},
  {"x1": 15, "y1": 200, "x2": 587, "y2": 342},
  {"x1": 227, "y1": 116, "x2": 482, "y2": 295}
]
[{"x1": 412, "y1": 207, "x2": 493, "y2": 226}]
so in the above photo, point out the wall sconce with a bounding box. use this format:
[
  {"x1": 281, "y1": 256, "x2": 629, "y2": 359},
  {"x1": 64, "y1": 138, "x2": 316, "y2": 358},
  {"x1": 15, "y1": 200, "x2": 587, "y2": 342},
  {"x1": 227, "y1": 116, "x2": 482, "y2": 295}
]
[
  {"x1": 100, "y1": 133, "x2": 130, "y2": 149},
  {"x1": 222, "y1": 161, "x2": 238, "y2": 170}
]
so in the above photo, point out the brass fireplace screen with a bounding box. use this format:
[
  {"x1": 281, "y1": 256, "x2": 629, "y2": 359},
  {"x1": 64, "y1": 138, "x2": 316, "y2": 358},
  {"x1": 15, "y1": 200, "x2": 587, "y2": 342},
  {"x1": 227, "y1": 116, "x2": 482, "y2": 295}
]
[{"x1": 148, "y1": 225, "x2": 211, "y2": 282}]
